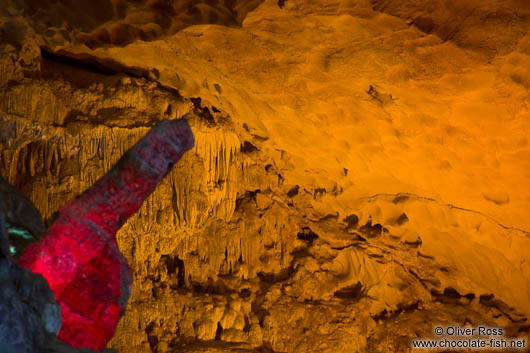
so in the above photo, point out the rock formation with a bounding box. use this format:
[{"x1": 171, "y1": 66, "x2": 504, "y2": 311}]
[
  {"x1": 0, "y1": 203, "x2": 60, "y2": 353},
  {"x1": 1, "y1": 0, "x2": 530, "y2": 352},
  {"x1": 18, "y1": 119, "x2": 194, "y2": 351}
]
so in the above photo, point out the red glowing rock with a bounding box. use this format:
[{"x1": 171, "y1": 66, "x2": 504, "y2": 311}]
[{"x1": 18, "y1": 119, "x2": 194, "y2": 351}]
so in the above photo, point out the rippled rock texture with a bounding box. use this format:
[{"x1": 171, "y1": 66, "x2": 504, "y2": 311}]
[{"x1": 1, "y1": 0, "x2": 530, "y2": 352}]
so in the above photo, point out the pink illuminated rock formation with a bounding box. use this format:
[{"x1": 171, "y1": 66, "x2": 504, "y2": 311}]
[{"x1": 18, "y1": 119, "x2": 194, "y2": 351}]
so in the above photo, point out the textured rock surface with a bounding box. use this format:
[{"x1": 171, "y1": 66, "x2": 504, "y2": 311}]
[
  {"x1": 0, "y1": 176, "x2": 45, "y2": 257},
  {"x1": 1, "y1": 0, "x2": 530, "y2": 352},
  {"x1": 0, "y1": 186, "x2": 59, "y2": 353},
  {"x1": 0, "y1": 254, "x2": 60, "y2": 353}
]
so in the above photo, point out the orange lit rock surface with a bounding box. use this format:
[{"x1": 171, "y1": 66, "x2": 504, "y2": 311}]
[{"x1": 1, "y1": 0, "x2": 530, "y2": 352}]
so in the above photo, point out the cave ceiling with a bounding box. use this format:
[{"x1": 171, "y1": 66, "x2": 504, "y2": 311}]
[{"x1": 1, "y1": 0, "x2": 530, "y2": 352}]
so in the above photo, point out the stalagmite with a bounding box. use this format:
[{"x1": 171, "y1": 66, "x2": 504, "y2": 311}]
[{"x1": 18, "y1": 119, "x2": 194, "y2": 351}]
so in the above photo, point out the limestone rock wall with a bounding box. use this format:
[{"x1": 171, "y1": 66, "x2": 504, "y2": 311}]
[{"x1": 1, "y1": 0, "x2": 530, "y2": 352}]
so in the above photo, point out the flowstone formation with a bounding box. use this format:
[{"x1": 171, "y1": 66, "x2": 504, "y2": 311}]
[{"x1": 1, "y1": 0, "x2": 530, "y2": 352}]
